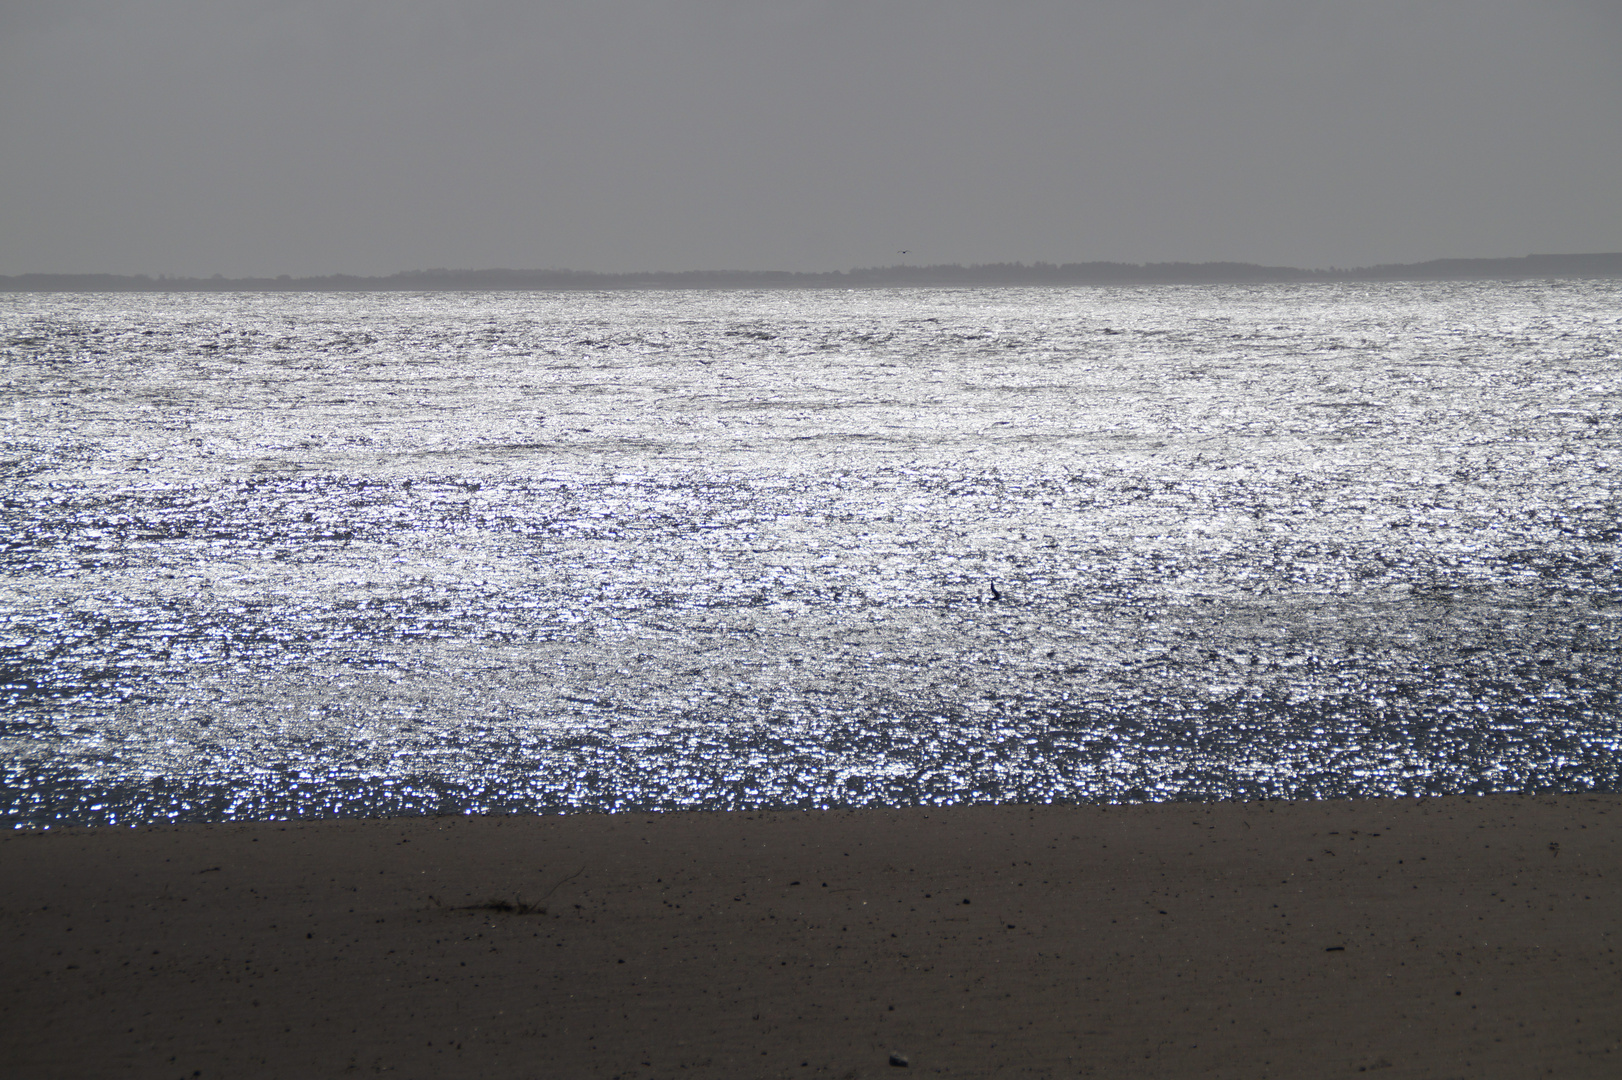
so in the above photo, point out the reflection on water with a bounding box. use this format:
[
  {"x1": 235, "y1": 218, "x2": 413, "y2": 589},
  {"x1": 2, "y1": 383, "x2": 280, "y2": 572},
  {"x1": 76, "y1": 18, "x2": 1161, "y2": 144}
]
[{"x1": 2, "y1": 283, "x2": 1619, "y2": 825}]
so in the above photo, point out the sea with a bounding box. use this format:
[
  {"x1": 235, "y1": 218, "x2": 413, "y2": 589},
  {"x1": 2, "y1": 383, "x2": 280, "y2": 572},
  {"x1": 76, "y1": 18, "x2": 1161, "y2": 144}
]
[{"x1": 3, "y1": 282, "x2": 1619, "y2": 827}]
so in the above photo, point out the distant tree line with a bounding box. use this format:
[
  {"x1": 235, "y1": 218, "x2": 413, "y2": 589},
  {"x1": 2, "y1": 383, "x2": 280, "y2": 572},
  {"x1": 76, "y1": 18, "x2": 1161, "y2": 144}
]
[{"x1": 4, "y1": 253, "x2": 1620, "y2": 292}]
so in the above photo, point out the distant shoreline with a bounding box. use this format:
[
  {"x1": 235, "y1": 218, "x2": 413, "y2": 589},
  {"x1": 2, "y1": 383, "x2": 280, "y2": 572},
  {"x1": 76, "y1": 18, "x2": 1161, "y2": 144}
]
[{"x1": 4, "y1": 252, "x2": 1621, "y2": 292}]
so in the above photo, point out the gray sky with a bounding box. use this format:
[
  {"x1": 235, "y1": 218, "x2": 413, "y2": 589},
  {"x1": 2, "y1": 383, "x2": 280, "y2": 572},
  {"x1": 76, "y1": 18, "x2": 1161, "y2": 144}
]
[{"x1": 2, "y1": 0, "x2": 1618, "y2": 276}]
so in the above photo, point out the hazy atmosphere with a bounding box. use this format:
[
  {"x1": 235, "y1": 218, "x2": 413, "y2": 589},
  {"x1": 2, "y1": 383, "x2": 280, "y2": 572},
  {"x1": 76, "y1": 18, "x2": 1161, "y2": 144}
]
[
  {"x1": 3, "y1": 0, "x2": 1620, "y2": 277},
  {"x1": 8, "y1": 5, "x2": 1622, "y2": 1073}
]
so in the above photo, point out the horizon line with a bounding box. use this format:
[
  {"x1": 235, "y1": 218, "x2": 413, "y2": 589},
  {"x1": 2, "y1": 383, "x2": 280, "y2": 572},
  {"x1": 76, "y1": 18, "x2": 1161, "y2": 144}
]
[{"x1": 5, "y1": 252, "x2": 1622, "y2": 291}]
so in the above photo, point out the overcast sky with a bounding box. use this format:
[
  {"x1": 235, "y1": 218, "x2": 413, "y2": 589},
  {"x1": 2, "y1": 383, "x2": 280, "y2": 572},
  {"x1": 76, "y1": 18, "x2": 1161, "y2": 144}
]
[{"x1": 2, "y1": 0, "x2": 1618, "y2": 276}]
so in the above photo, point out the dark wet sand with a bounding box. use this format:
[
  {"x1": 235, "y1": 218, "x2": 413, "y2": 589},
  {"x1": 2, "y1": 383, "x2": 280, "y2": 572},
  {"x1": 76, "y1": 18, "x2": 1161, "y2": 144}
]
[{"x1": 3, "y1": 795, "x2": 1619, "y2": 1079}]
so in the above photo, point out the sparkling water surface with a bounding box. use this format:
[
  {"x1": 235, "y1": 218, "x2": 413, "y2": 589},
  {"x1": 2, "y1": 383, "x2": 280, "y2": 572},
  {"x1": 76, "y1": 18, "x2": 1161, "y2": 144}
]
[{"x1": 3, "y1": 283, "x2": 1619, "y2": 825}]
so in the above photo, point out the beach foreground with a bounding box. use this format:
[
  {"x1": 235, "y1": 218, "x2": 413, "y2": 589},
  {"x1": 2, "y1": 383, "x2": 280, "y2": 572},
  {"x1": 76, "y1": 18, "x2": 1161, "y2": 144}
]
[{"x1": 3, "y1": 796, "x2": 1618, "y2": 1078}]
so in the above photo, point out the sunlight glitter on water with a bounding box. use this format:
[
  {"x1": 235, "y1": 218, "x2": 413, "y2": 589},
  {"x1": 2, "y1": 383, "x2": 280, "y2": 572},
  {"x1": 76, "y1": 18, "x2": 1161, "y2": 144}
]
[{"x1": 2, "y1": 282, "x2": 1620, "y2": 824}]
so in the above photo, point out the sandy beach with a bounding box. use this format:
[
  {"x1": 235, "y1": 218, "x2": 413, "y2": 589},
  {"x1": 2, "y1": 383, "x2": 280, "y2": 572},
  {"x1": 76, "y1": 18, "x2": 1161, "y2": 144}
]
[{"x1": 3, "y1": 795, "x2": 1618, "y2": 1078}]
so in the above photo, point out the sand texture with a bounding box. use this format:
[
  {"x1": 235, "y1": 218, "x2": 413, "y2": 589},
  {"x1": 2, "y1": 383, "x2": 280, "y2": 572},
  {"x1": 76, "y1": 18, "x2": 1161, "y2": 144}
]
[{"x1": 3, "y1": 795, "x2": 1619, "y2": 1078}]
